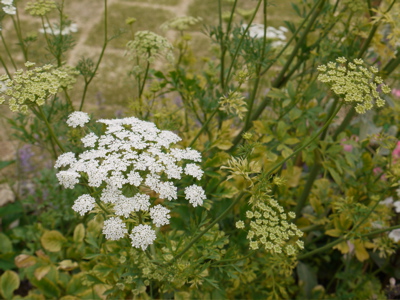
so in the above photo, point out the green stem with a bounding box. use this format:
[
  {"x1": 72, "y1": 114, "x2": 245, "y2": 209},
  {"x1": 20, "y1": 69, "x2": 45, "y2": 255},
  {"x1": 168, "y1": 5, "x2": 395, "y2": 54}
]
[
  {"x1": 169, "y1": 191, "x2": 247, "y2": 264},
  {"x1": 231, "y1": 0, "x2": 326, "y2": 150},
  {"x1": 260, "y1": 0, "x2": 323, "y2": 76},
  {"x1": 243, "y1": 0, "x2": 268, "y2": 131},
  {"x1": 0, "y1": 55, "x2": 11, "y2": 78},
  {"x1": 219, "y1": 0, "x2": 238, "y2": 92},
  {"x1": 298, "y1": 224, "x2": 400, "y2": 260},
  {"x1": 0, "y1": 32, "x2": 17, "y2": 70},
  {"x1": 138, "y1": 59, "x2": 150, "y2": 100},
  {"x1": 265, "y1": 102, "x2": 343, "y2": 178},
  {"x1": 224, "y1": 0, "x2": 262, "y2": 87},
  {"x1": 293, "y1": 97, "x2": 339, "y2": 217},
  {"x1": 272, "y1": 0, "x2": 326, "y2": 87},
  {"x1": 37, "y1": 105, "x2": 66, "y2": 153},
  {"x1": 11, "y1": 16, "x2": 27, "y2": 61},
  {"x1": 189, "y1": 105, "x2": 220, "y2": 148},
  {"x1": 79, "y1": 0, "x2": 108, "y2": 111}
]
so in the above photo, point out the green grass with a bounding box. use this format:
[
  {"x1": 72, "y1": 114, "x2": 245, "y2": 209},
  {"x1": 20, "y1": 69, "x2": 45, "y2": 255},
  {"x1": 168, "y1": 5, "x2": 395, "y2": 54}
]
[{"x1": 85, "y1": 3, "x2": 173, "y2": 49}]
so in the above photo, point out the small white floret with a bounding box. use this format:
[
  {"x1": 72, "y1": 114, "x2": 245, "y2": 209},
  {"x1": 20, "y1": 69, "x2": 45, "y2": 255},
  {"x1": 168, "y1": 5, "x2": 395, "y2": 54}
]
[{"x1": 130, "y1": 224, "x2": 156, "y2": 250}]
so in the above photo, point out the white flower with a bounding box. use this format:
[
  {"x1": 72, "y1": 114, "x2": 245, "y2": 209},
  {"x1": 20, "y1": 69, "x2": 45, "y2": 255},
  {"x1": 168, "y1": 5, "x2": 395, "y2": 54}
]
[
  {"x1": 130, "y1": 224, "x2": 156, "y2": 250},
  {"x1": 126, "y1": 170, "x2": 142, "y2": 187},
  {"x1": 66, "y1": 111, "x2": 90, "y2": 128},
  {"x1": 114, "y1": 196, "x2": 136, "y2": 218},
  {"x1": 103, "y1": 217, "x2": 128, "y2": 240},
  {"x1": 184, "y1": 163, "x2": 203, "y2": 180},
  {"x1": 72, "y1": 194, "x2": 95, "y2": 216},
  {"x1": 3, "y1": 5, "x2": 15, "y2": 15},
  {"x1": 81, "y1": 132, "x2": 98, "y2": 147},
  {"x1": 54, "y1": 152, "x2": 77, "y2": 168},
  {"x1": 150, "y1": 205, "x2": 170, "y2": 227},
  {"x1": 381, "y1": 197, "x2": 394, "y2": 207},
  {"x1": 39, "y1": 23, "x2": 78, "y2": 35},
  {"x1": 389, "y1": 229, "x2": 400, "y2": 243},
  {"x1": 56, "y1": 171, "x2": 79, "y2": 189},
  {"x1": 242, "y1": 24, "x2": 287, "y2": 47},
  {"x1": 132, "y1": 193, "x2": 151, "y2": 211},
  {"x1": 1, "y1": 0, "x2": 13, "y2": 5},
  {"x1": 56, "y1": 115, "x2": 205, "y2": 250},
  {"x1": 184, "y1": 185, "x2": 206, "y2": 207},
  {"x1": 394, "y1": 201, "x2": 400, "y2": 213}
]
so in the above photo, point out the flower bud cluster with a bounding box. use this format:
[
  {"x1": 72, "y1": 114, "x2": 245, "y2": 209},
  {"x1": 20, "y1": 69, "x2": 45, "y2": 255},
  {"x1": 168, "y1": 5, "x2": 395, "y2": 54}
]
[
  {"x1": 219, "y1": 90, "x2": 248, "y2": 120},
  {"x1": 126, "y1": 31, "x2": 174, "y2": 64},
  {"x1": 317, "y1": 57, "x2": 391, "y2": 114},
  {"x1": 160, "y1": 16, "x2": 203, "y2": 31},
  {"x1": 236, "y1": 197, "x2": 304, "y2": 255},
  {"x1": 55, "y1": 114, "x2": 206, "y2": 250},
  {"x1": 25, "y1": 0, "x2": 56, "y2": 16},
  {"x1": 0, "y1": 62, "x2": 72, "y2": 114}
]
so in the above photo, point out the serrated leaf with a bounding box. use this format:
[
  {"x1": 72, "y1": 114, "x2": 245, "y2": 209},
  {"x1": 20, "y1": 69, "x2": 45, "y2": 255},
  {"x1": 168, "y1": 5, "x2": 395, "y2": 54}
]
[
  {"x1": 0, "y1": 233, "x2": 12, "y2": 253},
  {"x1": 41, "y1": 230, "x2": 67, "y2": 252},
  {"x1": 73, "y1": 224, "x2": 85, "y2": 243},
  {"x1": 0, "y1": 270, "x2": 20, "y2": 300}
]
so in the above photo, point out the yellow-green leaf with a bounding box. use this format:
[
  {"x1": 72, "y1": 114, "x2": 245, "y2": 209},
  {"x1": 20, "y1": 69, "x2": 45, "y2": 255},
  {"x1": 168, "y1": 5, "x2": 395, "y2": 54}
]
[
  {"x1": 325, "y1": 229, "x2": 341, "y2": 237},
  {"x1": 0, "y1": 233, "x2": 12, "y2": 253},
  {"x1": 354, "y1": 240, "x2": 369, "y2": 262},
  {"x1": 0, "y1": 270, "x2": 20, "y2": 300},
  {"x1": 15, "y1": 254, "x2": 37, "y2": 268},
  {"x1": 73, "y1": 224, "x2": 85, "y2": 243},
  {"x1": 41, "y1": 230, "x2": 67, "y2": 252},
  {"x1": 58, "y1": 260, "x2": 78, "y2": 271},
  {"x1": 34, "y1": 265, "x2": 51, "y2": 281}
]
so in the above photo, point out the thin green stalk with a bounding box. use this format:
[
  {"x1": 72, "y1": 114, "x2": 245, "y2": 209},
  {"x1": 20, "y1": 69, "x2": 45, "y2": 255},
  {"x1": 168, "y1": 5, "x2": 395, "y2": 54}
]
[
  {"x1": 265, "y1": 102, "x2": 343, "y2": 178},
  {"x1": 272, "y1": 0, "x2": 325, "y2": 87},
  {"x1": 138, "y1": 59, "x2": 150, "y2": 99},
  {"x1": 0, "y1": 32, "x2": 17, "y2": 70},
  {"x1": 298, "y1": 224, "x2": 400, "y2": 260},
  {"x1": 224, "y1": 0, "x2": 262, "y2": 87},
  {"x1": 11, "y1": 16, "x2": 27, "y2": 61},
  {"x1": 169, "y1": 191, "x2": 247, "y2": 264},
  {"x1": 260, "y1": 0, "x2": 323, "y2": 76},
  {"x1": 57, "y1": 0, "x2": 65, "y2": 67},
  {"x1": 293, "y1": 97, "x2": 339, "y2": 217},
  {"x1": 219, "y1": 0, "x2": 238, "y2": 92},
  {"x1": 0, "y1": 55, "x2": 11, "y2": 78},
  {"x1": 79, "y1": 0, "x2": 108, "y2": 111},
  {"x1": 189, "y1": 104, "x2": 220, "y2": 148},
  {"x1": 357, "y1": 0, "x2": 397, "y2": 58},
  {"x1": 231, "y1": 0, "x2": 326, "y2": 150},
  {"x1": 243, "y1": 0, "x2": 268, "y2": 131},
  {"x1": 37, "y1": 105, "x2": 66, "y2": 153}
]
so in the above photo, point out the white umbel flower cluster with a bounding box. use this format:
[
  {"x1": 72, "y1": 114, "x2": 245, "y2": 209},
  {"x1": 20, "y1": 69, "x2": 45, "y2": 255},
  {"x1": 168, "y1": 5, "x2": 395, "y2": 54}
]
[
  {"x1": 66, "y1": 111, "x2": 90, "y2": 128},
  {"x1": 55, "y1": 113, "x2": 206, "y2": 250},
  {"x1": 2, "y1": 0, "x2": 16, "y2": 15}
]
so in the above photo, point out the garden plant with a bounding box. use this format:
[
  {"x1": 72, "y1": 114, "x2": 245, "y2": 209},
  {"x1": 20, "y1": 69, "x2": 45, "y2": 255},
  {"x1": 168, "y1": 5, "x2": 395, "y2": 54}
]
[{"x1": 0, "y1": 0, "x2": 400, "y2": 299}]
